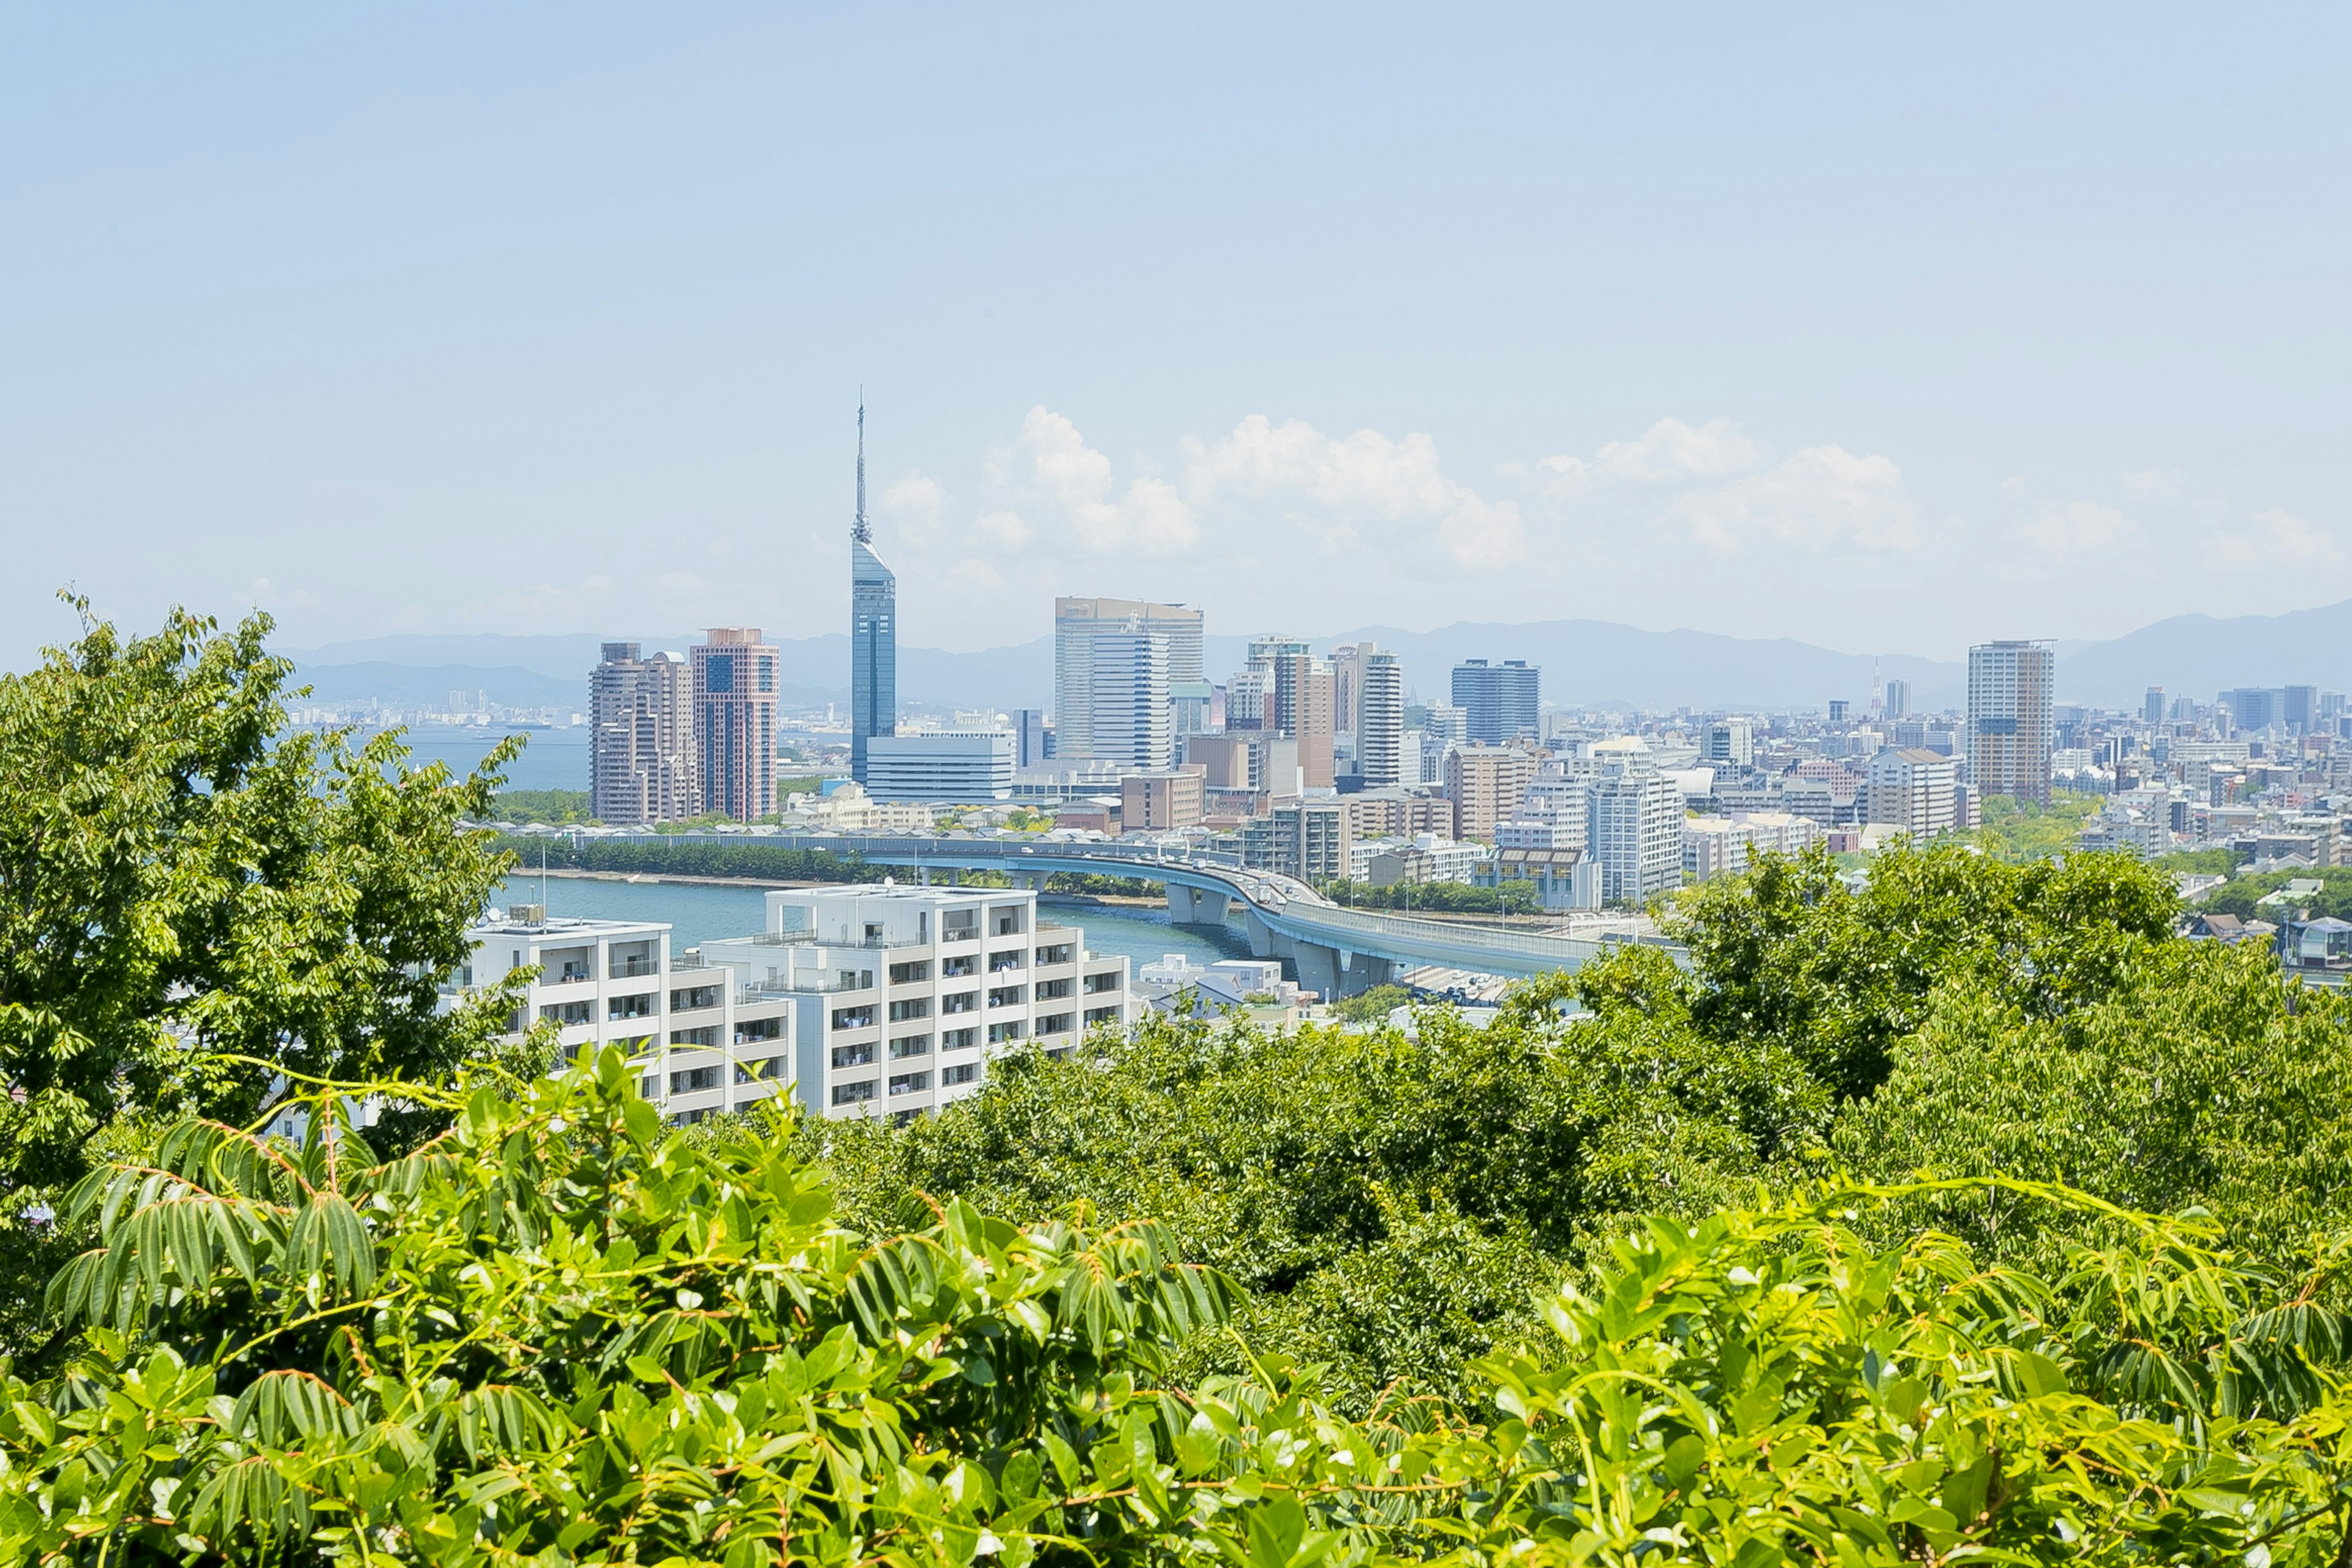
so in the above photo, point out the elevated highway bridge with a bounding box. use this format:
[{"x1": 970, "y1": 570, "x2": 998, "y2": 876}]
[{"x1": 578, "y1": 832, "x2": 1679, "y2": 997}]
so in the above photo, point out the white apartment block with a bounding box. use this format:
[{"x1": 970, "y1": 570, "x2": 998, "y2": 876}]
[
  {"x1": 698, "y1": 885, "x2": 1129, "y2": 1121},
  {"x1": 1682, "y1": 817, "x2": 1752, "y2": 884},
  {"x1": 462, "y1": 907, "x2": 795, "y2": 1126},
  {"x1": 1865, "y1": 747, "x2": 1958, "y2": 840},
  {"x1": 1588, "y1": 755, "x2": 1683, "y2": 905}
]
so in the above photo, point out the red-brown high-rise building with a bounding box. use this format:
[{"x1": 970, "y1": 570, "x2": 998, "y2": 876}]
[{"x1": 690, "y1": 628, "x2": 779, "y2": 820}]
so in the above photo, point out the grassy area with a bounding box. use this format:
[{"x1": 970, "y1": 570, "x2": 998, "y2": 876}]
[
  {"x1": 1966, "y1": 791, "x2": 2101, "y2": 863},
  {"x1": 490, "y1": 788, "x2": 595, "y2": 824}
]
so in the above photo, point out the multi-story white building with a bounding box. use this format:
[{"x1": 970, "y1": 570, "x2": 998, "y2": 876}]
[
  {"x1": 1588, "y1": 749, "x2": 1683, "y2": 905},
  {"x1": 697, "y1": 885, "x2": 1129, "y2": 1121},
  {"x1": 1865, "y1": 747, "x2": 1959, "y2": 840},
  {"x1": 862, "y1": 731, "x2": 1017, "y2": 803},
  {"x1": 1681, "y1": 817, "x2": 1752, "y2": 884},
  {"x1": 460, "y1": 906, "x2": 796, "y2": 1126},
  {"x1": 1054, "y1": 598, "x2": 1202, "y2": 760},
  {"x1": 1090, "y1": 631, "x2": 1173, "y2": 771}
]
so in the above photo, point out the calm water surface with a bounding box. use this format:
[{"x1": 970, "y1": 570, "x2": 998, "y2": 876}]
[{"x1": 494, "y1": 875, "x2": 1247, "y2": 968}]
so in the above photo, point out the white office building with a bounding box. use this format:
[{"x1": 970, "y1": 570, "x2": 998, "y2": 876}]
[
  {"x1": 1054, "y1": 598, "x2": 1202, "y2": 760},
  {"x1": 1356, "y1": 651, "x2": 1405, "y2": 788},
  {"x1": 1090, "y1": 631, "x2": 1173, "y2": 770},
  {"x1": 461, "y1": 907, "x2": 796, "y2": 1126},
  {"x1": 697, "y1": 885, "x2": 1130, "y2": 1121},
  {"x1": 862, "y1": 730, "x2": 1017, "y2": 803}
]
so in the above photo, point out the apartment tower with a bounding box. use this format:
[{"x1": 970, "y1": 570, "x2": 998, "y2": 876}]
[
  {"x1": 1356, "y1": 651, "x2": 1406, "y2": 788},
  {"x1": 589, "y1": 643, "x2": 694, "y2": 824},
  {"x1": 1966, "y1": 640, "x2": 2054, "y2": 805}
]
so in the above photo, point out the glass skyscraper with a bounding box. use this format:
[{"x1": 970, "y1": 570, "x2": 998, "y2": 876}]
[{"x1": 850, "y1": 405, "x2": 896, "y2": 783}]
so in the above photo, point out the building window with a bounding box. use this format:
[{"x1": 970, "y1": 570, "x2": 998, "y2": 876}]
[
  {"x1": 609, "y1": 992, "x2": 655, "y2": 1020},
  {"x1": 1036, "y1": 978, "x2": 1074, "y2": 1001},
  {"x1": 942, "y1": 991, "x2": 976, "y2": 1015},
  {"x1": 987, "y1": 985, "x2": 1025, "y2": 1008},
  {"x1": 540, "y1": 1000, "x2": 592, "y2": 1027},
  {"x1": 669, "y1": 1026, "x2": 720, "y2": 1049},
  {"x1": 1037, "y1": 1012, "x2": 1075, "y2": 1036},
  {"x1": 888, "y1": 997, "x2": 931, "y2": 1022},
  {"x1": 942, "y1": 1027, "x2": 978, "y2": 1051},
  {"x1": 668, "y1": 1107, "x2": 712, "y2": 1126},
  {"x1": 942, "y1": 911, "x2": 978, "y2": 943},
  {"x1": 943, "y1": 955, "x2": 975, "y2": 978},
  {"x1": 889, "y1": 959, "x2": 932, "y2": 984},
  {"x1": 832, "y1": 1042, "x2": 875, "y2": 1069},
  {"x1": 889, "y1": 1071, "x2": 932, "y2": 1096},
  {"x1": 734, "y1": 1016, "x2": 782, "y2": 1044},
  {"x1": 831, "y1": 1079, "x2": 876, "y2": 1106},
  {"x1": 734, "y1": 1058, "x2": 781, "y2": 1084},
  {"x1": 669, "y1": 985, "x2": 718, "y2": 1011},
  {"x1": 989, "y1": 949, "x2": 1025, "y2": 972},
  {"x1": 992, "y1": 907, "x2": 1026, "y2": 937},
  {"x1": 1083, "y1": 973, "x2": 1121, "y2": 995},
  {"x1": 890, "y1": 1034, "x2": 931, "y2": 1059},
  {"x1": 832, "y1": 1005, "x2": 876, "y2": 1031},
  {"x1": 669, "y1": 1066, "x2": 720, "y2": 1094},
  {"x1": 943, "y1": 1063, "x2": 978, "y2": 1087},
  {"x1": 1084, "y1": 1005, "x2": 1122, "y2": 1027},
  {"x1": 987, "y1": 1020, "x2": 1026, "y2": 1044},
  {"x1": 1034, "y1": 943, "x2": 1075, "y2": 966}
]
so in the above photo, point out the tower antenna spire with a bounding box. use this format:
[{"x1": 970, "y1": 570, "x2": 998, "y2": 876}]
[{"x1": 852, "y1": 392, "x2": 870, "y2": 545}]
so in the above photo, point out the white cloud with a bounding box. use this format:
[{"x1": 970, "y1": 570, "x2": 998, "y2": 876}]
[
  {"x1": 2213, "y1": 507, "x2": 2340, "y2": 568},
  {"x1": 979, "y1": 407, "x2": 1199, "y2": 556},
  {"x1": 1673, "y1": 445, "x2": 1920, "y2": 554},
  {"x1": 1538, "y1": 417, "x2": 1760, "y2": 492},
  {"x1": 2122, "y1": 467, "x2": 2189, "y2": 502}
]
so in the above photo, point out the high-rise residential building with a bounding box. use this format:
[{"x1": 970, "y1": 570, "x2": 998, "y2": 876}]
[
  {"x1": 1865, "y1": 748, "x2": 1958, "y2": 839},
  {"x1": 589, "y1": 643, "x2": 694, "y2": 824},
  {"x1": 1053, "y1": 598, "x2": 1203, "y2": 759},
  {"x1": 1588, "y1": 747, "x2": 1683, "y2": 905},
  {"x1": 1328, "y1": 643, "x2": 1374, "y2": 742},
  {"x1": 1269, "y1": 652, "x2": 1335, "y2": 789},
  {"x1": 850, "y1": 406, "x2": 897, "y2": 783},
  {"x1": 1884, "y1": 679, "x2": 1912, "y2": 721},
  {"x1": 2285, "y1": 685, "x2": 2320, "y2": 735},
  {"x1": 2144, "y1": 687, "x2": 2167, "y2": 726},
  {"x1": 1966, "y1": 640, "x2": 2055, "y2": 805},
  {"x1": 1225, "y1": 667, "x2": 1272, "y2": 731},
  {"x1": 1700, "y1": 717, "x2": 1754, "y2": 770},
  {"x1": 1356, "y1": 652, "x2": 1405, "y2": 788},
  {"x1": 692, "y1": 628, "x2": 780, "y2": 820},
  {"x1": 1828, "y1": 699, "x2": 1852, "y2": 725},
  {"x1": 1446, "y1": 745, "x2": 1537, "y2": 841},
  {"x1": 1451, "y1": 659, "x2": 1540, "y2": 744},
  {"x1": 1090, "y1": 632, "x2": 1172, "y2": 769}
]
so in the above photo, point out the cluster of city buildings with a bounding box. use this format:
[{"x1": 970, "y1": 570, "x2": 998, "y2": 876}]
[
  {"x1": 458, "y1": 881, "x2": 1129, "y2": 1126},
  {"x1": 568, "y1": 424, "x2": 2352, "y2": 918}
]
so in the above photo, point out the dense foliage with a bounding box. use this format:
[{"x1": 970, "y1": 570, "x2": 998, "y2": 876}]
[
  {"x1": 15, "y1": 1058, "x2": 2352, "y2": 1566},
  {"x1": 1316, "y1": 880, "x2": 1543, "y2": 916},
  {"x1": 0, "y1": 603, "x2": 526, "y2": 1365},
  {"x1": 488, "y1": 788, "x2": 596, "y2": 824},
  {"x1": 2204, "y1": 867, "x2": 2352, "y2": 922},
  {"x1": 1967, "y1": 790, "x2": 2100, "y2": 864}
]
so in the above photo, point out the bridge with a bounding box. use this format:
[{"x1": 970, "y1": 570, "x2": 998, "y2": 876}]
[{"x1": 579, "y1": 831, "x2": 1676, "y2": 995}]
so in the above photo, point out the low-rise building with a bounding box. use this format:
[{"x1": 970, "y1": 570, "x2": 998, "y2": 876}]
[
  {"x1": 1121, "y1": 766, "x2": 1207, "y2": 832},
  {"x1": 696, "y1": 885, "x2": 1128, "y2": 1121},
  {"x1": 862, "y1": 731, "x2": 1016, "y2": 804},
  {"x1": 459, "y1": 907, "x2": 796, "y2": 1127}
]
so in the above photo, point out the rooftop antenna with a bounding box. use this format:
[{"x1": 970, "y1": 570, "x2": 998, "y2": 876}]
[{"x1": 851, "y1": 392, "x2": 871, "y2": 546}]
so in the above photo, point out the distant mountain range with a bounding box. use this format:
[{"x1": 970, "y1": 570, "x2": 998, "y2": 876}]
[{"x1": 282, "y1": 598, "x2": 2352, "y2": 717}]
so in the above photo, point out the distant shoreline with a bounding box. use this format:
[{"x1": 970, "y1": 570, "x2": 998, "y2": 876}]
[{"x1": 500, "y1": 867, "x2": 1168, "y2": 908}]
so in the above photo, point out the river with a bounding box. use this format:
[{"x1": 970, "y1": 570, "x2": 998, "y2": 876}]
[{"x1": 493, "y1": 875, "x2": 1250, "y2": 968}]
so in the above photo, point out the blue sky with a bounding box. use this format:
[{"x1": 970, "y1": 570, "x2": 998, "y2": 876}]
[{"x1": 3, "y1": 4, "x2": 2347, "y2": 663}]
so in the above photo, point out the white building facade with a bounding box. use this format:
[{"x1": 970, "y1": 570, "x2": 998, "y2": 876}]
[{"x1": 862, "y1": 731, "x2": 1017, "y2": 803}]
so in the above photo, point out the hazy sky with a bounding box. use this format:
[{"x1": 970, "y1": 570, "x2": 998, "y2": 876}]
[{"x1": 4, "y1": 4, "x2": 2348, "y2": 665}]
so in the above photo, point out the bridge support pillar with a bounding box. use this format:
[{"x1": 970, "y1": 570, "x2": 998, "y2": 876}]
[
  {"x1": 1166, "y1": 884, "x2": 1197, "y2": 924},
  {"x1": 1293, "y1": 943, "x2": 1343, "y2": 1001},
  {"x1": 1336, "y1": 952, "x2": 1396, "y2": 997},
  {"x1": 1245, "y1": 909, "x2": 1277, "y2": 958},
  {"x1": 1195, "y1": 890, "x2": 1231, "y2": 925}
]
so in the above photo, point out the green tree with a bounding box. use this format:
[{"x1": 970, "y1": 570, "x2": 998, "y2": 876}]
[{"x1": 0, "y1": 602, "x2": 527, "y2": 1361}]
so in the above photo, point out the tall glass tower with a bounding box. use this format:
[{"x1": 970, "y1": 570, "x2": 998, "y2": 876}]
[{"x1": 850, "y1": 402, "x2": 897, "y2": 783}]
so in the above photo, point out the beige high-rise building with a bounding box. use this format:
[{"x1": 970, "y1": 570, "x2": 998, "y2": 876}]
[
  {"x1": 1270, "y1": 653, "x2": 1335, "y2": 789},
  {"x1": 691, "y1": 628, "x2": 780, "y2": 821},
  {"x1": 590, "y1": 643, "x2": 695, "y2": 824},
  {"x1": 1967, "y1": 641, "x2": 2054, "y2": 805},
  {"x1": 1446, "y1": 745, "x2": 1537, "y2": 841},
  {"x1": 1053, "y1": 598, "x2": 1203, "y2": 760}
]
